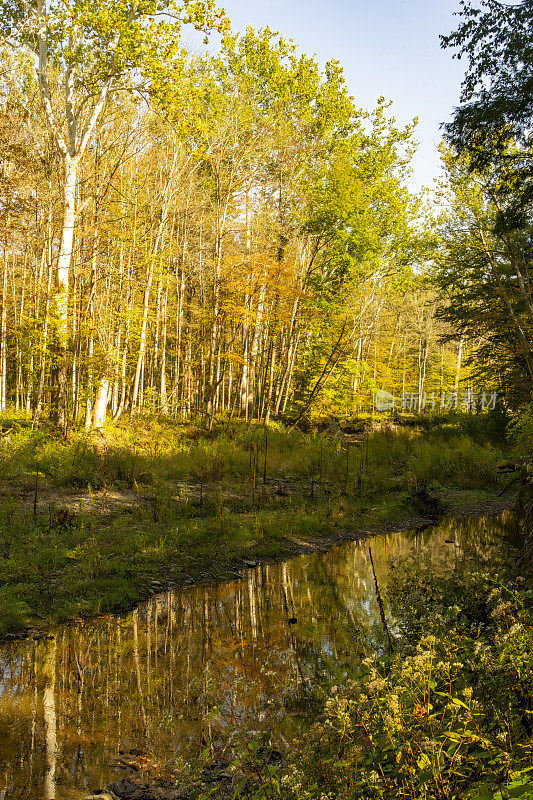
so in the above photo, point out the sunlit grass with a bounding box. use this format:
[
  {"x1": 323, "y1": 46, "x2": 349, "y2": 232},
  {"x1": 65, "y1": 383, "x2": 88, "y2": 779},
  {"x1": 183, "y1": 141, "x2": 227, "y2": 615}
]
[{"x1": 0, "y1": 412, "x2": 513, "y2": 636}]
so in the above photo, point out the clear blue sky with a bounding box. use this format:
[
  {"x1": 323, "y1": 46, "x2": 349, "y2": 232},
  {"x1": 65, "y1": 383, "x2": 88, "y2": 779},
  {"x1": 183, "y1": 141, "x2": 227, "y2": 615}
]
[{"x1": 189, "y1": 0, "x2": 466, "y2": 192}]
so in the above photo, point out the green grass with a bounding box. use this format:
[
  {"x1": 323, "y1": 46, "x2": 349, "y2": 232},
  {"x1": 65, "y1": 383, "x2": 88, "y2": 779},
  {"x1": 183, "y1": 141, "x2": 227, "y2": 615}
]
[{"x1": 0, "y1": 412, "x2": 513, "y2": 637}]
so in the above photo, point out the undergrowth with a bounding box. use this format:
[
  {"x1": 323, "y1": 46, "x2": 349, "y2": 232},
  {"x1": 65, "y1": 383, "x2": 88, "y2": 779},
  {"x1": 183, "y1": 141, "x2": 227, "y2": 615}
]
[
  {"x1": 0, "y1": 413, "x2": 507, "y2": 494},
  {"x1": 0, "y1": 412, "x2": 512, "y2": 636}
]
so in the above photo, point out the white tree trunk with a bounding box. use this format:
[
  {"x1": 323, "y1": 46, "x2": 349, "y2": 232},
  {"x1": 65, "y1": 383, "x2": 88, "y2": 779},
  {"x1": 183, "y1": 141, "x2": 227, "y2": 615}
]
[
  {"x1": 53, "y1": 156, "x2": 78, "y2": 427},
  {"x1": 91, "y1": 376, "x2": 109, "y2": 430}
]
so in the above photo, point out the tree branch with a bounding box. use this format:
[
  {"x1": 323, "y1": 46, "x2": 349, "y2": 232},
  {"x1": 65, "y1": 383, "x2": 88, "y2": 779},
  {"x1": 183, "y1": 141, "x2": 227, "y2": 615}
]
[{"x1": 37, "y1": 0, "x2": 68, "y2": 157}]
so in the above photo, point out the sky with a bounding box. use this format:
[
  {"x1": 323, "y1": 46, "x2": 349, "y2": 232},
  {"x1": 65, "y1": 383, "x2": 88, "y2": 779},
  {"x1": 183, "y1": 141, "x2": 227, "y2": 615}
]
[{"x1": 187, "y1": 0, "x2": 467, "y2": 193}]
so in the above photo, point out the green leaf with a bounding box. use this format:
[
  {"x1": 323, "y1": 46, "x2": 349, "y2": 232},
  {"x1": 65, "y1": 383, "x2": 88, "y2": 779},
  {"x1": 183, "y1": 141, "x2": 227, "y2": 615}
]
[
  {"x1": 452, "y1": 697, "x2": 469, "y2": 709},
  {"x1": 417, "y1": 753, "x2": 431, "y2": 770},
  {"x1": 443, "y1": 731, "x2": 462, "y2": 741},
  {"x1": 468, "y1": 785, "x2": 496, "y2": 800},
  {"x1": 507, "y1": 782, "x2": 533, "y2": 799}
]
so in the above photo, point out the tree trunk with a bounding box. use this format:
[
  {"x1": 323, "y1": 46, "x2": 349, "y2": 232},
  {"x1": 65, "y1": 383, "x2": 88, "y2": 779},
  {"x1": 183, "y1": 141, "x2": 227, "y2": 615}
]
[
  {"x1": 91, "y1": 377, "x2": 109, "y2": 430},
  {"x1": 160, "y1": 285, "x2": 169, "y2": 414},
  {"x1": 52, "y1": 156, "x2": 78, "y2": 430},
  {"x1": 454, "y1": 337, "x2": 463, "y2": 394}
]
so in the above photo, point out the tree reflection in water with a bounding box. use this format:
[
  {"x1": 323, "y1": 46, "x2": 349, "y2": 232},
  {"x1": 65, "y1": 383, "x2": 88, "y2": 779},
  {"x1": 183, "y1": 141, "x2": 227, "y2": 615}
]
[{"x1": 0, "y1": 512, "x2": 516, "y2": 799}]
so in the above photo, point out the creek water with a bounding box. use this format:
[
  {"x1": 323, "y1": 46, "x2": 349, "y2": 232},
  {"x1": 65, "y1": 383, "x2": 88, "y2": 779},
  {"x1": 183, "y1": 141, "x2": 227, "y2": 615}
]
[{"x1": 0, "y1": 511, "x2": 517, "y2": 799}]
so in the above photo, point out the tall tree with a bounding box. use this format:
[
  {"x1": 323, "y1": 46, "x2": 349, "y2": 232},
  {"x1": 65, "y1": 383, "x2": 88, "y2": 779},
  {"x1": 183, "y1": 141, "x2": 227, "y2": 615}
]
[
  {"x1": 441, "y1": 0, "x2": 533, "y2": 228},
  {"x1": 435, "y1": 150, "x2": 533, "y2": 405},
  {"x1": 0, "y1": 0, "x2": 227, "y2": 428}
]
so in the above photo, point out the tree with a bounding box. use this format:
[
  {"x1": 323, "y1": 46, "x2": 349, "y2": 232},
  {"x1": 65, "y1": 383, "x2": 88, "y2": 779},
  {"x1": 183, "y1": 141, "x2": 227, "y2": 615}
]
[
  {"x1": 441, "y1": 0, "x2": 533, "y2": 227},
  {"x1": 0, "y1": 0, "x2": 228, "y2": 428},
  {"x1": 438, "y1": 1, "x2": 533, "y2": 407},
  {"x1": 292, "y1": 104, "x2": 431, "y2": 417},
  {"x1": 0, "y1": 27, "x2": 465, "y2": 426},
  {"x1": 435, "y1": 150, "x2": 533, "y2": 405}
]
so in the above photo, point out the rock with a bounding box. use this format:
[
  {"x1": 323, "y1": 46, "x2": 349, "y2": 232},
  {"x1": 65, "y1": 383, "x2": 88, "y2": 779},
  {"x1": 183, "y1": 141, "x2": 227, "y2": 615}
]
[
  {"x1": 112, "y1": 750, "x2": 158, "y2": 773},
  {"x1": 242, "y1": 559, "x2": 258, "y2": 567},
  {"x1": 108, "y1": 779, "x2": 191, "y2": 800},
  {"x1": 201, "y1": 759, "x2": 232, "y2": 784},
  {"x1": 83, "y1": 793, "x2": 119, "y2": 800},
  {"x1": 257, "y1": 746, "x2": 283, "y2": 766}
]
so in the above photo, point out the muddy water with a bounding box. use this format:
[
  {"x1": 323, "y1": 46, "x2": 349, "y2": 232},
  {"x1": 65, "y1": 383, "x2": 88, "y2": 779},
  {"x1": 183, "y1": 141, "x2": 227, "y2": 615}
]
[{"x1": 0, "y1": 512, "x2": 517, "y2": 799}]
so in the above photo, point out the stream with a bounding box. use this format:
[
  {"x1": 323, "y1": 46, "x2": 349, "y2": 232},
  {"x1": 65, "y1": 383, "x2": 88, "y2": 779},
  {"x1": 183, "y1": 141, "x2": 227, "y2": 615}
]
[{"x1": 0, "y1": 511, "x2": 517, "y2": 799}]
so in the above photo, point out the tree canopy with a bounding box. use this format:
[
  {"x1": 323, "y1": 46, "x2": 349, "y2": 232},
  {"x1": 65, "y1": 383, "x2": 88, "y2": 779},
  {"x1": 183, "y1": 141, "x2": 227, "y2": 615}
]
[{"x1": 441, "y1": 0, "x2": 533, "y2": 227}]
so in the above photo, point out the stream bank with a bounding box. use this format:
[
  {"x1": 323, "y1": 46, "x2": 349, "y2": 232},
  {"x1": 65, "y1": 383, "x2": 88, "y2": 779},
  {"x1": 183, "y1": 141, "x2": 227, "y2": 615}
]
[
  {"x1": 0, "y1": 490, "x2": 516, "y2": 643},
  {"x1": 1, "y1": 509, "x2": 528, "y2": 800},
  {"x1": 0, "y1": 418, "x2": 515, "y2": 639}
]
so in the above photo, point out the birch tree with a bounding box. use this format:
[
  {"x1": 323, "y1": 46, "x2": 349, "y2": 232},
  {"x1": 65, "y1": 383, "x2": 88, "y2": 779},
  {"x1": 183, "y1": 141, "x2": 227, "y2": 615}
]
[{"x1": 0, "y1": 0, "x2": 227, "y2": 428}]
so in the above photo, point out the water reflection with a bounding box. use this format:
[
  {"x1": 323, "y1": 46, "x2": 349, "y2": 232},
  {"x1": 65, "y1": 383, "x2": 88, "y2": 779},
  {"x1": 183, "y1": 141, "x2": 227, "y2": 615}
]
[{"x1": 0, "y1": 512, "x2": 516, "y2": 799}]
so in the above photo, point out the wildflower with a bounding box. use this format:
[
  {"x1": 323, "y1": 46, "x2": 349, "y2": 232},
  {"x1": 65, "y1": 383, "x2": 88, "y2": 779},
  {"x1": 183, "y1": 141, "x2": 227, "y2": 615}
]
[
  {"x1": 491, "y1": 601, "x2": 513, "y2": 619},
  {"x1": 367, "y1": 678, "x2": 387, "y2": 693},
  {"x1": 387, "y1": 694, "x2": 399, "y2": 712},
  {"x1": 508, "y1": 622, "x2": 523, "y2": 636}
]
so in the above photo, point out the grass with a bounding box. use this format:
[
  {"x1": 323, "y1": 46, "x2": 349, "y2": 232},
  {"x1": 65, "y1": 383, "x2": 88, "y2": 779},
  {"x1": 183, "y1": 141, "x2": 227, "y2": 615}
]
[{"x1": 0, "y1": 411, "x2": 513, "y2": 637}]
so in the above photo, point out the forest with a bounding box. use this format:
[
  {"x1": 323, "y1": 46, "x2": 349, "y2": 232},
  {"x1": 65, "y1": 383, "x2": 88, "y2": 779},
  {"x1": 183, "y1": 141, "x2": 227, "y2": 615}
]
[
  {"x1": 0, "y1": 3, "x2": 521, "y2": 428},
  {"x1": 0, "y1": 1, "x2": 530, "y2": 425},
  {"x1": 0, "y1": 0, "x2": 532, "y2": 799}
]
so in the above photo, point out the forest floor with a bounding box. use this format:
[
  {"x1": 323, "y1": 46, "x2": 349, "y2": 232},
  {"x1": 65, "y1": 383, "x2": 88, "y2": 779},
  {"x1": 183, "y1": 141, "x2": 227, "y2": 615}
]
[{"x1": 0, "y1": 412, "x2": 518, "y2": 638}]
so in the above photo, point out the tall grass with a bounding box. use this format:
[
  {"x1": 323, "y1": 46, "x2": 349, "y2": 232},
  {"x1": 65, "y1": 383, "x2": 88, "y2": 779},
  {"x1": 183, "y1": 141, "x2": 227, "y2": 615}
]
[{"x1": 0, "y1": 413, "x2": 507, "y2": 495}]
